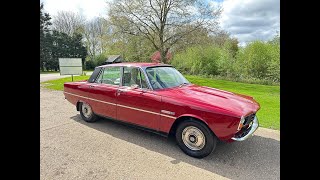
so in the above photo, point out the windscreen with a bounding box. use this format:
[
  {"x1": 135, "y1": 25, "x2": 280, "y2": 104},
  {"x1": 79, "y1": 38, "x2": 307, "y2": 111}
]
[{"x1": 145, "y1": 66, "x2": 190, "y2": 90}]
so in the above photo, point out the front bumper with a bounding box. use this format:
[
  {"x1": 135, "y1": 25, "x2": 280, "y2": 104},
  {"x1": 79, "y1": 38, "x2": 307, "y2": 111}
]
[{"x1": 231, "y1": 115, "x2": 259, "y2": 141}]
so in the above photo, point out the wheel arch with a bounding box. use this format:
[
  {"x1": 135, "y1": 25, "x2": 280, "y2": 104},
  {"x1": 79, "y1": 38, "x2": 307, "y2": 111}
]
[
  {"x1": 76, "y1": 100, "x2": 83, "y2": 111},
  {"x1": 169, "y1": 114, "x2": 216, "y2": 137}
]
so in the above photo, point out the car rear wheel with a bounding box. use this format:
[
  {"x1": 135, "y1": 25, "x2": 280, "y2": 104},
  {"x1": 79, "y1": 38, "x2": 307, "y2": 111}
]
[
  {"x1": 80, "y1": 102, "x2": 98, "y2": 122},
  {"x1": 175, "y1": 119, "x2": 217, "y2": 158}
]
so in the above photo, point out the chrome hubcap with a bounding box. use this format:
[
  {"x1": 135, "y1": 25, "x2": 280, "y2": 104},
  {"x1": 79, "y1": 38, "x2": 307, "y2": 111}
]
[
  {"x1": 182, "y1": 126, "x2": 206, "y2": 151},
  {"x1": 81, "y1": 103, "x2": 92, "y2": 118}
]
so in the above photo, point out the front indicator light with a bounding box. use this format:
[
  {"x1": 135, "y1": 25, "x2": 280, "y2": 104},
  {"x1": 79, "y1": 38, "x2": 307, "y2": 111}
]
[{"x1": 237, "y1": 116, "x2": 245, "y2": 131}]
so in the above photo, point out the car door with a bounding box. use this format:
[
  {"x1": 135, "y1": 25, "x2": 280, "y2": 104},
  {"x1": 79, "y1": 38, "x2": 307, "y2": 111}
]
[
  {"x1": 116, "y1": 67, "x2": 161, "y2": 130},
  {"x1": 75, "y1": 67, "x2": 103, "y2": 98},
  {"x1": 88, "y1": 66, "x2": 121, "y2": 119}
]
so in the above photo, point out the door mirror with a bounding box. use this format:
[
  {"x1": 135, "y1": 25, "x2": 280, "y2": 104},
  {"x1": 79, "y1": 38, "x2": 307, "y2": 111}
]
[{"x1": 130, "y1": 84, "x2": 139, "y2": 89}]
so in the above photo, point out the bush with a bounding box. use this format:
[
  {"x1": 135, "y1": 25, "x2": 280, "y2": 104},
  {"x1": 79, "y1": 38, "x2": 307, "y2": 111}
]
[
  {"x1": 235, "y1": 41, "x2": 280, "y2": 82},
  {"x1": 85, "y1": 60, "x2": 96, "y2": 70},
  {"x1": 171, "y1": 40, "x2": 280, "y2": 85},
  {"x1": 85, "y1": 53, "x2": 108, "y2": 70},
  {"x1": 172, "y1": 45, "x2": 234, "y2": 77},
  {"x1": 95, "y1": 54, "x2": 108, "y2": 66}
]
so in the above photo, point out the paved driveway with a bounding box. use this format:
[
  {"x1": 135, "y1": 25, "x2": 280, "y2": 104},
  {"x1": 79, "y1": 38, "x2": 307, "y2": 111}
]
[{"x1": 40, "y1": 87, "x2": 280, "y2": 180}]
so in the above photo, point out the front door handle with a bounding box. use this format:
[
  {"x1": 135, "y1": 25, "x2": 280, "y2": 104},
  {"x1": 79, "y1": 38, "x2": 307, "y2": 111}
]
[{"x1": 117, "y1": 89, "x2": 127, "y2": 95}]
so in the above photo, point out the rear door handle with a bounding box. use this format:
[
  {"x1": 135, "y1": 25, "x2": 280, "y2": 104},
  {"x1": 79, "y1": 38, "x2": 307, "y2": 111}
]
[{"x1": 89, "y1": 85, "x2": 95, "y2": 88}]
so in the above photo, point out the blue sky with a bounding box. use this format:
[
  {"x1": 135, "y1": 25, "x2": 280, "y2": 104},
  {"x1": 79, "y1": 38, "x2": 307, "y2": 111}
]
[{"x1": 41, "y1": 0, "x2": 280, "y2": 45}]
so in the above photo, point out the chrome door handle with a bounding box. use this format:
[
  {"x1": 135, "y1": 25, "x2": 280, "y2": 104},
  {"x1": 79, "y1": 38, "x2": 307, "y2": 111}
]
[
  {"x1": 89, "y1": 85, "x2": 95, "y2": 88},
  {"x1": 117, "y1": 89, "x2": 126, "y2": 95}
]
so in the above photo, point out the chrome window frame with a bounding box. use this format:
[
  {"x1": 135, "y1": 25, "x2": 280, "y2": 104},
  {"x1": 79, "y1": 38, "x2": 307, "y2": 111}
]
[{"x1": 94, "y1": 68, "x2": 103, "y2": 83}]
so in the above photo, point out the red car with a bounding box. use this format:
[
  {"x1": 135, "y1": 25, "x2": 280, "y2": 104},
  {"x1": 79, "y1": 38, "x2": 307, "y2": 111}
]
[{"x1": 64, "y1": 63, "x2": 260, "y2": 158}]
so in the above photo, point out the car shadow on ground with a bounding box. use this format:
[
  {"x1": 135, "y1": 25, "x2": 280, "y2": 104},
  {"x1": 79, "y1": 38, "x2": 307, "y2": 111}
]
[{"x1": 70, "y1": 115, "x2": 280, "y2": 180}]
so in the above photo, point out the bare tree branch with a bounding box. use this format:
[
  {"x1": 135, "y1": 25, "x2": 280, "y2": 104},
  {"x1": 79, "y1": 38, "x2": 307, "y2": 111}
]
[
  {"x1": 52, "y1": 11, "x2": 85, "y2": 36},
  {"x1": 108, "y1": 0, "x2": 221, "y2": 63}
]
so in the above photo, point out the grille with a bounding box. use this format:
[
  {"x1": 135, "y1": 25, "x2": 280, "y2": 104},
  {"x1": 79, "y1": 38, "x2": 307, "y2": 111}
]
[{"x1": 244, "y1": 113, "x2": 255, "y2": 126}]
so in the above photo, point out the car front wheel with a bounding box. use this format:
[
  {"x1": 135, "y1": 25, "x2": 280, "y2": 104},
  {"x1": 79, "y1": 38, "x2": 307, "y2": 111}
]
[
  {"x1": 175, "y1": 119, "x2": 217, "y2": 158},
  {"x1": 80, "y1": 102, "x2": 98, "y2": 122}
]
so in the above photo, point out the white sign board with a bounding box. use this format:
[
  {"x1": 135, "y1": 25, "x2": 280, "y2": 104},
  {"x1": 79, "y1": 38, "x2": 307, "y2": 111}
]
[{"x1": 59, "y1": 58, "x2": 83, "y2": 75}]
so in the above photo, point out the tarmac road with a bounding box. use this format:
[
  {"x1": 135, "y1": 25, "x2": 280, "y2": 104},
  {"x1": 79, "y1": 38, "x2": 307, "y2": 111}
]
[{"x1": 40, "y1": 76, "x2": 280, "y2": 180}]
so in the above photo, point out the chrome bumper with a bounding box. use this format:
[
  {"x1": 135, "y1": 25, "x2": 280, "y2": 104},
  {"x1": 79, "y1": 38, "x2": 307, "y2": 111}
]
[{"x1": 231, "y1": 115, "x2": 259, "y2": 141}]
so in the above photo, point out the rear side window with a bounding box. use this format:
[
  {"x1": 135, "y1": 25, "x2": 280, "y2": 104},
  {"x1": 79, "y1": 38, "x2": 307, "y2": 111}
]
[{"x1": 95, "y1": 67, "x2": 121, "y2": 86}]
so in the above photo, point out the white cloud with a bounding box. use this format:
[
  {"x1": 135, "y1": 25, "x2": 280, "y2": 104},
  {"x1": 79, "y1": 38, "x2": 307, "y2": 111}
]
[
  {"x1": 216, "y1": 0, "x2": 280, "y2": 44},
  {"x1": 41, "y1": 0, "x2": 280, "y2": 44},
  {"x1": 41, "y1": 0, "x2": 108, "y2": 20}
]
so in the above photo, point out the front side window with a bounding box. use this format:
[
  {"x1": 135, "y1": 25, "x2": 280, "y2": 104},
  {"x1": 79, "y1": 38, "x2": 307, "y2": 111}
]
[
  {"x1": 122, "y1": 67, "x2": 149, "y2": 89},
  {"x1": 95, "y1": 66, "x2": 121, "y2": 85}
]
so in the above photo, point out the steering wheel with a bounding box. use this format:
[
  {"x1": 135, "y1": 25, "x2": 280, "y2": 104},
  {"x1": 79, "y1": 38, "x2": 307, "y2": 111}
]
[
  {"x1": 102, "y1": 79, "x2": 114, "y2": 84},
  {"x1": 156, "y1": 76, "x2": 167, "y2": 88},
  {"x1": 150, "y1": 79, "x2": 156, "y2": 87}
]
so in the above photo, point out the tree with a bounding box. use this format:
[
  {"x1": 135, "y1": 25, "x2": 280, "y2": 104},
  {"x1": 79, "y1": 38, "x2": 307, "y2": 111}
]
[
  {"x1": 235, "y1": 41, "x2": 280, "y2": 82},
  {"x1": 52, "y1": 11, "x2": 86, "y2": 36},
  {"x1": 95, "y1": 17, "x2": 111, "y2": 54},
  {"x1": 83, "y1": 17, "x2": 110, "y2": 61},
  {"x1": 223, "y1": 38, "x2": 239, "y2": 58},
  {"x1": 83, "y1": 19, "x2": 100, "y2": 61},
  {"x1": 108, "y1": 0, "x2": 221, "y2": 63},
  {"x1": 268, "y1": 31, "x2": 280, "y2": 45},
  {"x1": 49, "y1": 31, "x2": 87, "y2": 71},
  {"x1": 40, "y1": 3, "x2": 52, "y2": 71},
  {"x1": 107, "y1": 34, "x2": 156, "y2": 62},
  {"x1": 172, "y1": 26, "x2": 212, "y2": 52}
]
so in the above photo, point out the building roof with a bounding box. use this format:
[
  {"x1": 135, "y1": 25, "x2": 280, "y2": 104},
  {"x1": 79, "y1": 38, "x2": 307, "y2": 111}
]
[
  {"x1": 97, "y1": 62, "x2": 172, "y2": 68},
  {"x1": 106, "y1": 55, "x2": 122, "y2": 63}
]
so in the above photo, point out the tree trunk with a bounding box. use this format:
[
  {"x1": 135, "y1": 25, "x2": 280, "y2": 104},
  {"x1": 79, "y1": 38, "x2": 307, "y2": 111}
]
[
  {"x1": 160, "y1": 47, "x2": 170, "y2": 64},
  {"x1": 160, "y1": 49, "x2": 167, "y2": 64},
  {"x1": 40, "y1": 64, "x2": 44, "y2": 71}
]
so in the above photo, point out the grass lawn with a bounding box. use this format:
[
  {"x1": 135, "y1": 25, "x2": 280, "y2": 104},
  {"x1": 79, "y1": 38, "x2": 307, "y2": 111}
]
[
  {"x1": 41, "y1": 75, "x2": 90, "y2": 90},
  {"x1": 185, "y1": 75, "x2": 279, "y2": 130},
  {"x1": 41, "y1": 75, "x2": 280, "y2": 130}
]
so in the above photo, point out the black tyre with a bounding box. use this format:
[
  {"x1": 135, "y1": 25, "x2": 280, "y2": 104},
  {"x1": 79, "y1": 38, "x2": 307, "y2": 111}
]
[
  {"x1": 79, "y1": 102, "x2": 98, "y2": 122},
  {"x1": 175, "y1": 119, "x2": 217, "y2": 158}
]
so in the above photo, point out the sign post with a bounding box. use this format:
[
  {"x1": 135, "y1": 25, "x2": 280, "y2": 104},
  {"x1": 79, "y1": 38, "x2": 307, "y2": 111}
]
[{"x1": 58, "y1": 58, "x2": 83, "y2": 81}]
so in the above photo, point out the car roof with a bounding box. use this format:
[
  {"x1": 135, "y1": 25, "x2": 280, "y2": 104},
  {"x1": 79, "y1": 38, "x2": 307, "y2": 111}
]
[{"x1": 97, "y1": 62, "x2": 172, "y2": 68}]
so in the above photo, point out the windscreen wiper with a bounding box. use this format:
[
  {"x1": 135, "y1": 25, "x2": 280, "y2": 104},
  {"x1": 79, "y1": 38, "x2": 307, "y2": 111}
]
[{"x1": 179, "y1": 82, "x2": 189, "y2": 87}]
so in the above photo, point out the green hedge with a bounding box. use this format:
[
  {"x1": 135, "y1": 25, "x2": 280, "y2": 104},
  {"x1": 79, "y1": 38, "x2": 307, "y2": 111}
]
[{"x1": 171, "y1": 40, "x2": 280, "y2": 84}]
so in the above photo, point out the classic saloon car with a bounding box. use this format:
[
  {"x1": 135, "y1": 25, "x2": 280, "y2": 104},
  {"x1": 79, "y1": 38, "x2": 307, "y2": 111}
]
[{"x1": 64, "y1": 63, "x2": 260, "y2": 158}]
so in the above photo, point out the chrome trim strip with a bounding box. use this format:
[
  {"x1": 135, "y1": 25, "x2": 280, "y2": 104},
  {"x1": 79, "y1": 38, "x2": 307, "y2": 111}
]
[
  {"x1": 231, "y1": 116, "x2": 259, "y2": 141},
  {"x1": 64, "y1": 92, "x2": 176, "y2": 119},
  {"x1": 116, "y1": 103, "x2": 159, "y2": 116},
  {"x1": 159, "y1": 114, "x2": 176, "y2": 119},
  {"x1": 64, "y1": 92, "x2": 117, "y2": 106}
]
